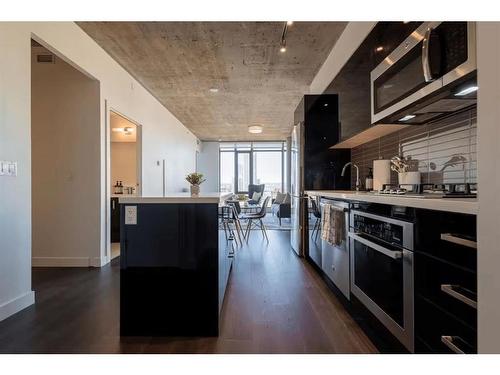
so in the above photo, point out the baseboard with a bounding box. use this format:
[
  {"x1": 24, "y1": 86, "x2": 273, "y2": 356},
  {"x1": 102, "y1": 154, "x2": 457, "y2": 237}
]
[
  {"x1": 91, "y1": 256, "x2": 108, "y2": 267},
  {"x1": 32, "y1": 256, "x2": 108, "y2": 267},
  {"x1": 0, "y1": 291, "x2": 35, "y2": 322}
]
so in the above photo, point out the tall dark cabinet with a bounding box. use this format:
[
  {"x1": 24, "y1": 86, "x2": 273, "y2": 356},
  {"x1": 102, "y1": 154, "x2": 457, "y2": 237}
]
[{"x1": 294, "y1": 94, "x2": 351, "y2": 191}]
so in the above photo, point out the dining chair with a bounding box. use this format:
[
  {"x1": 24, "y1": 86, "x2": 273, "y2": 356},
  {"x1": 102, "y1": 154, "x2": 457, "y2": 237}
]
[
  {"x1": 310, "y1": 198, "x2": 322, "y2": 240},
  {"x1": 241, "y1": 196, "x2": 271, "y2": 242}
]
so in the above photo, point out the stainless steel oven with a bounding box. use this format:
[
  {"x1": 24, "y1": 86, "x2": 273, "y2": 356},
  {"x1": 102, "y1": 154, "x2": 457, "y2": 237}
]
[
  {"x1": 371, "y1": 22, "x2": 476, "y2": 124},
  {"x1": 349, "y1": 207, "x2": 415, "y2": 352}
]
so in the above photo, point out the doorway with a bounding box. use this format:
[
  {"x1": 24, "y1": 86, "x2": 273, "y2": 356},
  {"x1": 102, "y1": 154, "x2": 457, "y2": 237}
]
[
  {"x1": 109, "y1": 110, "x2": 142, "y2": 260},
  {"x1": 31, "y1": 38, "x2": 101, "y2": 267}
]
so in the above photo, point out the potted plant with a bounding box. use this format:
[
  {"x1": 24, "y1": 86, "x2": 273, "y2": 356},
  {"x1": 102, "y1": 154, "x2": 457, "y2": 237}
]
[{"x1": 185, "y1": 172, "x2": 206, "y2": 196}]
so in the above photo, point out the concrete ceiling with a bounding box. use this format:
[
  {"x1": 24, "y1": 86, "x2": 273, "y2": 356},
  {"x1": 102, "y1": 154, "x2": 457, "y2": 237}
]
[{"x1": 77, "y1": 22, "x2": 347, "y2": 141}]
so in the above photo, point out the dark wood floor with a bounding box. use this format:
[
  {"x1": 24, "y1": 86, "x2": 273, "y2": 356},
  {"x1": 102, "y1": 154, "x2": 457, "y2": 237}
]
[{"x1": 0, "y1": 231, "x2": 377, "y2": 353}]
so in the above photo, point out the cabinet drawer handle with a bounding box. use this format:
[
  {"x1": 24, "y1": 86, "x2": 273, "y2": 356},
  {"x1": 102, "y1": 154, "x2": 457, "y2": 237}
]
[
  {"x1": 441, "y1": 336, "x2": 468, "y2": 354},
  {"x1": 441, "y1": 284, "x2": 477, "y2": 309},
  {"x1": 440, "y1": 233, "x2": 477, "y2": 249}
]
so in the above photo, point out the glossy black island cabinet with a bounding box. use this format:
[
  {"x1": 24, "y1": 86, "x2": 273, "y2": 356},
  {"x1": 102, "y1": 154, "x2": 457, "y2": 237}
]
[{"x1": 119, "y1": 194, "x2": 233, "y2": 337}]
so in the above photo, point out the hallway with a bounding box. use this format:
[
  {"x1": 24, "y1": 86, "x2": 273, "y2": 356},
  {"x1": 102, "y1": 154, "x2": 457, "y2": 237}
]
[{"x1": 0, "y1": 231, "x2": 376, "y2": 353}]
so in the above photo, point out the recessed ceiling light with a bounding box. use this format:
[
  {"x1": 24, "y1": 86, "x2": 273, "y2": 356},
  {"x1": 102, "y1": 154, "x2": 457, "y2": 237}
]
[
  {"x1": 248, "y1": 125, "x2": 263, "y2": 134},
  {"x1": 323, "y1": 103, "x2": 329, "y2": 107},
  {"x1": 287, "y1": 21, "x2": 294, "y2": 26},
  {"x1": 454, "y1": 85, "x2": 478, "y2": 96},
  {"x1": 398, "y1": 114, "x2": 416, "y2": 122},
  {"x1": 376, "y1": 46, "x2": 384, "y2": 52},
  {"x1": 209, "y1": 88, "x2": 219, "y2": 93}
]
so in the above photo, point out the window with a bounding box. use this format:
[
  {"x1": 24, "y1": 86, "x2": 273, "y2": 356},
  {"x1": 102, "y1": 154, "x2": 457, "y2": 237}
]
[
  {"x1": 220, "y1": 151, "x2": 235, "y2": 193},
  {"x1": 253, "y1": 151, "x2": 282, "y2": 195},
  {"x1": 236, "y1": 152, "x2": 250, "y2": 193},
  {"x1": 219, "y1": 142, "x2": 286, "y2": 200}
]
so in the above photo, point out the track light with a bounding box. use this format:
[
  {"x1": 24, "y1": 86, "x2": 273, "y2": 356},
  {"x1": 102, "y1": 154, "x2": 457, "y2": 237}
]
[{"x1": 280, "y1": 22, "x2": 289, "y2": 53}]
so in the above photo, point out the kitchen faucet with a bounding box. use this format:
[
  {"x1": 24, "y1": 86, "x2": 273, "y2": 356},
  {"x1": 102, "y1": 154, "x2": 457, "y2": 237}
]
[{"x1": 341, "y1": 162, "x2": 360, "y2": 191}]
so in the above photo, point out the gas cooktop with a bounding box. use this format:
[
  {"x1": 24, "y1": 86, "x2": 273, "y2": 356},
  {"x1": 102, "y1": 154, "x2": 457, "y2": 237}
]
[{"x1": 374, "y1": 183, "x2": 477, "y2": 198}]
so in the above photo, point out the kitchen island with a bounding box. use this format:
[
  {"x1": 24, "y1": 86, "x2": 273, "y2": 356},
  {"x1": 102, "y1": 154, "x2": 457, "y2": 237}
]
[{"x1": 118, "y1": 193, "x2": 233, "y2": 336}]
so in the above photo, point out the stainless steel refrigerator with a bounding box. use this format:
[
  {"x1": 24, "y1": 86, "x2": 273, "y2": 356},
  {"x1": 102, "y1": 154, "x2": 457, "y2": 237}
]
[{"x1": 290, "y1": 95, "x2": 351, "y2": 257}]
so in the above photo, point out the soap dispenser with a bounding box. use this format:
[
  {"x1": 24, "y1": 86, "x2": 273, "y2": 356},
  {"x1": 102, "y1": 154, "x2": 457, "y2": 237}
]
[{"x1": 365, "y1": 168, "x2": 373, "y2": 191}]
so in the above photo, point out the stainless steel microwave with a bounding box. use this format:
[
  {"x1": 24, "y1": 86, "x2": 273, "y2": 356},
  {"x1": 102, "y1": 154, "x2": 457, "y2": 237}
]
[{"x1": 371, "y1": 22, "x2": 476, "y2": 124}]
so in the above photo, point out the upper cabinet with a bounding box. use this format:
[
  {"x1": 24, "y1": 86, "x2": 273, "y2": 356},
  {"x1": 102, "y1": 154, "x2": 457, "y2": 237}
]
[
  {"x1": 325, "y1": 22, "x2": 421, "y2": 142},
  {"x1": 328, "y1": 22, "x2": 477, "y2": 149}
]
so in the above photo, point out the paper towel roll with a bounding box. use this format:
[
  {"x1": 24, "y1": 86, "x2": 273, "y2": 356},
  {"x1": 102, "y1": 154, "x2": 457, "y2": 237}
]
[{"x1": 373, "y1": 159, "x2": 391, "y2": 191}]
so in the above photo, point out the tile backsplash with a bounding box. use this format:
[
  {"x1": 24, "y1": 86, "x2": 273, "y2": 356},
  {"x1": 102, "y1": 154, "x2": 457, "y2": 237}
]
[{"x1": 351, "y1": 108, "x2": 477, "y2": 189}]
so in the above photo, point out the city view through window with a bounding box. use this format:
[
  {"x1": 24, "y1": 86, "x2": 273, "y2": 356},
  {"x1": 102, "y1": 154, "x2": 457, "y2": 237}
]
[{"x1": 220, "y1": 142, "x2": 286, "y2": 202}]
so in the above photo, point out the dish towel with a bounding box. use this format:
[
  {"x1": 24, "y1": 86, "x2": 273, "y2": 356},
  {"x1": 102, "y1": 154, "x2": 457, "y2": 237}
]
[
  {"x1": 320, "y1": 204, "x2": 331, "y2": 242},
  {"x1": 321, "y1": 204, "x2": 345, "y2": 246}
]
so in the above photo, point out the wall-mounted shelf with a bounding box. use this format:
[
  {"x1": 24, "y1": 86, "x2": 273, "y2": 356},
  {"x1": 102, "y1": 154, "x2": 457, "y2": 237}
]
[{"x1": 330, "y1": 124, "x2": 409, "y2": 149}]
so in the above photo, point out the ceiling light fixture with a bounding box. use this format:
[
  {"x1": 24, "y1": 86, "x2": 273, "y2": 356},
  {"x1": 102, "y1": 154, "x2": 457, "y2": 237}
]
[
  {"x1": 454, "y1": 85, "x2": 478, "y2": 96},
  {"x1": 287, "y1": 21, "x2": 294, "y2": 26},
  {"x1": 280, "y1": 45, "x2": 287, "y2": 53},
  {"x1": 375, "y1": 46, "x2": 384, "y2": 52},
  {"x1": 398, "y1": 114, "x2": 416, "y2": 122},
  {"x1": 112, "y1": 127, "x2": 134, "y2": 134},
  {"x1": 248, "y1": 125, "x2": 263, "y2": 134},
  {"x1": 209, "y1": 88, "x2": 219, "y2": 93}
]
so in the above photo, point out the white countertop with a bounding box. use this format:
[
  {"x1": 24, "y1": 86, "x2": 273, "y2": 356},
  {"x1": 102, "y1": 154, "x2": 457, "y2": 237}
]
[
  {"x1": 118, "y1": 192, "x2": 233, "y2": 204},
  {"x1": 306, "y1": 190, "x2": 478, "y2": 215}
]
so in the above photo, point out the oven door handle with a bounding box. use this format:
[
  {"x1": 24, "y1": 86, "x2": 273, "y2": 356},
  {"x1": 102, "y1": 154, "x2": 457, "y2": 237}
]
[{"x1": 348, "y1": 232, "x2": 403, "y2": 260}]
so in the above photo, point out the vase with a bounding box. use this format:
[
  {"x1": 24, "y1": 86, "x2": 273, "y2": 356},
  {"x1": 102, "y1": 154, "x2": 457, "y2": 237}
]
[
  {"x1": 190, "y1": 184, "x2": 200, "y2": 196},
  {"x1": 398, "y1": 171, "x2": 421, "y2": 186}
]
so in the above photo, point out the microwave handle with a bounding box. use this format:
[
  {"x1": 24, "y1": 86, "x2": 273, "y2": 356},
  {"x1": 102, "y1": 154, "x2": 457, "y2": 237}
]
[{"x1": 422, "y1": 27, "x2": 441, "y2": 82}]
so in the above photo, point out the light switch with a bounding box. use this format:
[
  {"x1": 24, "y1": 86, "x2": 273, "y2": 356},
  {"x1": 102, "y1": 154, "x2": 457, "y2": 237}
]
[
  {"x1": 8, "y1": 162, "x2": 17, "y2": 177},
  {"x1": 0, "y1": 161, "x2": 17, "y2": 177}
]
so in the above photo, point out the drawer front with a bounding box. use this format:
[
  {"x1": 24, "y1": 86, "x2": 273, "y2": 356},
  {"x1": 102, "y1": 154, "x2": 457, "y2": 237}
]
[
  {"x1": 415, "y1": 295, "x2": 477, "y2": 353},
  {"x1": 415, "y1": 209, "x2": 476, "y2": 270},
  {"x1": 415, "y1": 253, "x2": 477, "y2": 326}
]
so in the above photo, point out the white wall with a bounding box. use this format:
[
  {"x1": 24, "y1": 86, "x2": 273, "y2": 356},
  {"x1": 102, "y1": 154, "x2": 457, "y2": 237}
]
[
  {"x1": 477, "y1": 22, "x2": 500, "y2": 353},
  {"x1": 0, "y1": 22, "x2": 197, "y2": 321},
  {"x1": 31, "y1": 46, "x2": 101, "y2": 267},
  {"x1": 111, "y1": 142, "x2": 137, "y2": 190},
  {"x1": 197, "y1": 141, "x2": 220, "y2": 193}
]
